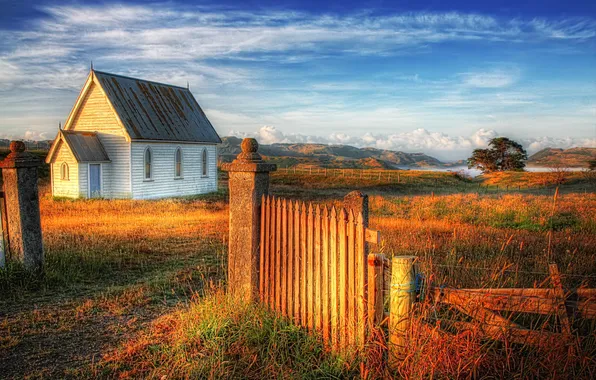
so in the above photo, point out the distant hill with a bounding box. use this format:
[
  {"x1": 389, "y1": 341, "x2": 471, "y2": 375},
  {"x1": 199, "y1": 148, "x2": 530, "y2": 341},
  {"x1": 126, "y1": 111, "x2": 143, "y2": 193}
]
[
  {"x1": 527, "y1": 147, "x2": 596, "y2": 168},
  {"x1": 218, "y1": 136, "x2": 443, "y2": 169}
]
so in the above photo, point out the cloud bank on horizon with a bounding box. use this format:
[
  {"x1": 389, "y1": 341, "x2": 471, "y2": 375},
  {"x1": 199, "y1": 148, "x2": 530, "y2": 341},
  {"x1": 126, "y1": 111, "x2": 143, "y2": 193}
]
[
  {"x1": 0, "y1": 1, "x2": 595, "y2": 160},
  {"x1": 231, "y1": 126, "x2": 596, "y2": 161}
]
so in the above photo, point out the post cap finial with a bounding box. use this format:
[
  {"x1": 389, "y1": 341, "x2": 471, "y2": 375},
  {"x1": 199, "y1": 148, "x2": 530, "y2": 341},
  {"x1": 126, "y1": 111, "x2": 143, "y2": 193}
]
[
  {"x1": 0, "y1": 140, "x2": 40, "y2": 168},
  {"x1": 10, "y1": 140, "x2": 26, "y2": 153},
  {"x1": 241, "y1": 138, "x2": 259, "y2": 154},
  {"x1": 220, "y1": 137, "x2": 276, "y2": 172}
]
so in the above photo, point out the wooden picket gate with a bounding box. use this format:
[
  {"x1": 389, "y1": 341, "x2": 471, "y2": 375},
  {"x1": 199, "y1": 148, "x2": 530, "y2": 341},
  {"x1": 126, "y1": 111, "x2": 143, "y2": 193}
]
[{"x1": 259, "y1": 194, "x2": 381, "y2": 352}]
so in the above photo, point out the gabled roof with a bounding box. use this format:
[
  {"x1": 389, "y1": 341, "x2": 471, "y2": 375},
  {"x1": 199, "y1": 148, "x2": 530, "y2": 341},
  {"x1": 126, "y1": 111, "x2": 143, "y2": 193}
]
[
  {"x1": 91, "y1": 70, "x2": 221, "y2": 143},
  {"x1": 46, "y1": 130, "x2": 110, "y2": 163}
]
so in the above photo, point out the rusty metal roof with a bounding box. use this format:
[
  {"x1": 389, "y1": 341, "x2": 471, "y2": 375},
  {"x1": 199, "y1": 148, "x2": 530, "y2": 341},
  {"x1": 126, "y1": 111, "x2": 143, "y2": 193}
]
[
  {"x1": 61, "y1": 130, "x2": 110, "y2": 162},
  {"x1": 93, "y1": 70, "x2": 221, "y2": 143}
]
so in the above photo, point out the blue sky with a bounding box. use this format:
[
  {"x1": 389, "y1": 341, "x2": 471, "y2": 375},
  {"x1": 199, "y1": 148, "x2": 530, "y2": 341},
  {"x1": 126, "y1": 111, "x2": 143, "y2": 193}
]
[{"x1": 0, "y1": 0, "x2": 595, "y2": 160}]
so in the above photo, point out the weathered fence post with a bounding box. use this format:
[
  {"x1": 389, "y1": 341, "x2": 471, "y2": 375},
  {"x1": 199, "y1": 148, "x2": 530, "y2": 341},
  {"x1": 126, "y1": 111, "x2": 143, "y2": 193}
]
[
  {"x1": 389, "y1": 256, "x2": 417, "y2": 368},
  {"x1": 0, "y1": 141, "x2": 44, "y2": 272},
  {"x1": 223, "y1": 138, "x2": 276, "y2": 302}
]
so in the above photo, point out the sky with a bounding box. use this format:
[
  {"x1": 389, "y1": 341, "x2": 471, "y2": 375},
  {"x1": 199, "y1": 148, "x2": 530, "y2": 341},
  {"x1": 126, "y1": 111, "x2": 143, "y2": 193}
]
[{"x1": 0, "y1": 0, "x2": 595, "y2": 160}]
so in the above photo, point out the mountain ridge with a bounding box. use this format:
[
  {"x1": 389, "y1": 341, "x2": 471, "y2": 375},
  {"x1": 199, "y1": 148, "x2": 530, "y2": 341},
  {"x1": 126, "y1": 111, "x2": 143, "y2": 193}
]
[
  {"x1": 527, "y1": 147, "x2": 596, "y2": 168},
  {"x1": 218, "y1": 136, "x2": 444, "y2": 169}
]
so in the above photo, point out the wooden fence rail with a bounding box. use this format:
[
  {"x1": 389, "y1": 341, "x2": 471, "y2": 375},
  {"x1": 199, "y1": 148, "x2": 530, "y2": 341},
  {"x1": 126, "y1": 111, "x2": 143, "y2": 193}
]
[{"x1": 273, "y1": 166, "x2": 566, "y2": 191}]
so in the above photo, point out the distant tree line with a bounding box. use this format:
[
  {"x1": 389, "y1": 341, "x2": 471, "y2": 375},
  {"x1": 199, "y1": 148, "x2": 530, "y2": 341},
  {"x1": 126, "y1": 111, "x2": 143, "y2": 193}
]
[{"x1": 0, "y1": 139, "x2": 52, "y2": 150}]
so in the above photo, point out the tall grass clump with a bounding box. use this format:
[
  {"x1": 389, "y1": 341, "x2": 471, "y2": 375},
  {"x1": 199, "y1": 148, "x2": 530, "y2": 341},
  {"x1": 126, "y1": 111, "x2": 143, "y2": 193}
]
[{"x1": 98, "y1": 289, "x2": 355, "y2": 379}]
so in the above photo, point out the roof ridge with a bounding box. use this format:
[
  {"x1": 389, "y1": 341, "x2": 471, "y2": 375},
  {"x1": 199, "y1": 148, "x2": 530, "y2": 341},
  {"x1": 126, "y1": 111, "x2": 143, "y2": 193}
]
[{"x1": 93, "y1": 70, "x2": 189, "y2": 91}]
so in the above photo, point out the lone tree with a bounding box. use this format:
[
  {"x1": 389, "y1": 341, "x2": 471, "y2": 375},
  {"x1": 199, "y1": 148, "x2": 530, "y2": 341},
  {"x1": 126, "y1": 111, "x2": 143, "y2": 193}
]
[{"x1": 468, "y1": 137, "x2": 527, "y2": 173}]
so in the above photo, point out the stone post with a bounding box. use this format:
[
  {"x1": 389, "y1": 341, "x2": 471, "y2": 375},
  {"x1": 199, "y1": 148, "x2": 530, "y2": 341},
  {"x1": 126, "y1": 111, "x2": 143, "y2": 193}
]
[
  {"x1": 223, "y1": 138, "x2": 276, "y2": 302},
  {"x1": 0, "y1": 141, "x2": 44, "y2": 272}
]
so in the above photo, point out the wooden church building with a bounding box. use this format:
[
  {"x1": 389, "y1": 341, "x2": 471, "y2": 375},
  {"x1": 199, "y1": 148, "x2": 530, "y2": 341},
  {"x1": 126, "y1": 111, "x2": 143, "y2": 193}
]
[{"x1": 46, "y1": 69, "x2": 221, "y2": 199}]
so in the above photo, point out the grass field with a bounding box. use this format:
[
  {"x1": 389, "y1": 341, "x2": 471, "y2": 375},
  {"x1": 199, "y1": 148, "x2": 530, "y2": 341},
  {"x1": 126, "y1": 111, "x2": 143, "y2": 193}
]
[{"x1": 1, "y1": 170, "x2": 595, "y2": 378}]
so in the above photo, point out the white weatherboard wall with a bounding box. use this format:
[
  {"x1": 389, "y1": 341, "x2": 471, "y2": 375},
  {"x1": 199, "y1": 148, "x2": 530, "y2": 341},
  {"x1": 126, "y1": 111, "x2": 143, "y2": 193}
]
[
  {"x1": 51, "y1": 141, "x2": 79, "y2": 198},
  {"x1": 131, "y1": 143, "x2": 218, "y2": 199},
  {"x1": 79, "y1": 163, "x2": 88, "y2": 198},
  {"x1": 68, "y1": 82, "x2": 131, "y2": 198}
]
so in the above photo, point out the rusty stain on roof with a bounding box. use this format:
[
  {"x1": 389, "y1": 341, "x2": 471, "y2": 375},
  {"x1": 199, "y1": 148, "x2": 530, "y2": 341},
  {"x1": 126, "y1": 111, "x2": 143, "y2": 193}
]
[{"x1": 94, "y1": 71, "x2": 221, "y2": 143}]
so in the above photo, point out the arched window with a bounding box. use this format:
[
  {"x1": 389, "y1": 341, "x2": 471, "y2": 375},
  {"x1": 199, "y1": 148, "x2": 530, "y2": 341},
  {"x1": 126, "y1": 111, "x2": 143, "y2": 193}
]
[
  {"x1": 144, "y1": 147, "x2": 152, "y2": 180},
  {"x1": 202, "y1": 148, "x2": 208, "y2": 177},
  {"x1": 175, "y1": 147, "x2": 182, "y2": 178},
  {"x1": 60, "y1": 162, "x2": 69, "y2": 180}
]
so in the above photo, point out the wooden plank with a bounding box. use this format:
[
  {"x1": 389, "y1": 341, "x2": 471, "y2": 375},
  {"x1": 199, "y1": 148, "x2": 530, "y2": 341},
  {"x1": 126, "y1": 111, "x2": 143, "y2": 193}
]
[
  {"x1": 433, "y1": 287, "x2": 596, "y2": 319},
  {"x1": 269, "y1": 197, "x2": 276, "y2": 308},
  {"x1": 330, "y1": 206, "x2": 339, "y2": 349},
  {"x1": 549, "y1": 264, "x2": 573, "y2": 338},
  {"x1": 576, "y1": 299, "x2": 596, "y2": 319},
  {"x1": 441, "y1": 288, "x2": 526, "y2": 334},
  {"x1": 287, "y1": 200, "x2": 294, "y2": 320},
  {"x1": 448, "y1": 321, "x2": 564, "y2": 348},
  {"x1": 368, "y1": 254, "x2": 385, "y2": 327},
  {"x1": 307, "y1": 203, "x2": 314, "y2": 331},
  {"x1": 355, "y1": 212, "x2": 366, "y2": 348},
  {"x1": 322, "y1": 206, "x2": 330, "y2": 345},
  {"x1": 429, "y1": 288, "x2": 559, "y2": 315},
  {"x1": 338, "y1": 208, "x2": 348, "y2": 348},
  {"x1": 301, "y1": 202, "x2": 307, "y2": 327},
  {"x1": 259, "y1": 194, "x2": 266, "y2": 302},
  {"x1": 281, "y1": 199, "x2": 288, "y2": 317},
  {"x1": 275, "y1": 198, "x2": 282, "y2": 312},
  {"x1": 365, "y1": 228, "x2": 380, "y2": 244},
  {"x1": 314, "y1": 205, "x2": 322, "y2": 332},
  {"x1": 263, "y1": 196, "x2": 271, "y2": 305},
  {"x1": 347, "y1": 210, "x2": 356, "y2": 346},
  {"x1": 294, "y1": 201, "x2": 301, "y2": 324}
]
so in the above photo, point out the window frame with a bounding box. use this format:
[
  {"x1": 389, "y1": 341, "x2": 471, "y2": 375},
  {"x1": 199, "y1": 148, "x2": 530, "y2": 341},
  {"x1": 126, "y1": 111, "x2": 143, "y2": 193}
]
[
  {"x1": 174, "y1": 147, "x2": 183, "y2": 179},
  {"x1": 201, "y1": 148, "x2": 209, "y2": 177},
  {"x1": 60, "y1": 162, "x2": 69, "y2": 181},
  {"x1": 144, "y1": 147, "x2": 153, "y2": 181}
]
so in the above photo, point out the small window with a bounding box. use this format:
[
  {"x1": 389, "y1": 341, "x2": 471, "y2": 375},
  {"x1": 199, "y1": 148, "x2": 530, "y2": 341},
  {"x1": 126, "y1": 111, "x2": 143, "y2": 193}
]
[
  {"x1": 144, "y1": 147, "x2": 152, "y2": 180},
  {"x1": 60, "y1": 162, "x2": 69, "y2": 180},
  {"x1": 175, "y1": 147, "x2": 183, "y2": 178},
  {"x1": 202, "y1": 149, "x2": 208, "y2": 177}
]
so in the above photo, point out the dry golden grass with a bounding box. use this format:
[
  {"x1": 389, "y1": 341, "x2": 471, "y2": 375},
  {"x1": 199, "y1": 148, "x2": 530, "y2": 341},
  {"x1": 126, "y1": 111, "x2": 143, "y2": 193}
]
[{"x1": 1, "y1": 176, "x2": 595, "y2": 378}]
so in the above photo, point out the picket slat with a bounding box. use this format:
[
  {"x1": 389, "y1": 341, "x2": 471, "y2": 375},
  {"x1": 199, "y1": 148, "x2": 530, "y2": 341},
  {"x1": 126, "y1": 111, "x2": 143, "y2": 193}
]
[
  {"x1": 293, "y1": 201, "x2": 301, "y2": 324},
  {"x1": 307, "y1": 203, "x2": 314, "y2": 331},
  {"x1": 347, "y1": 210, "x2": 356, "y2": 346},
  {"x1": 263, "y1": 196, "x2": 271, "y2": 303},
  {"x1": 314, "y1": 205, "x2": 322, "y2": 332},
  {"x1": 356, "y1": 212, "x2": 366, "y2": 348},
  {"x1": 300, "y1": 202, "x2": 307, "y2": 327},
  {"x1": 270, "y1": 197, "x2": 276, "y2": 307},
  {"x1": 281, "y1": 199, "x2": 288, "y2": 317},
  {"x1": 330, "y1": 206, "x2": 339, "y2": 349},
  {"x1": 259, "y1": 195, "x2": 266, "y2": 302},
  {"x1": 338, "y1": 208, "x2": 347, "y2": 348},
  {"x1": 275, "y1": 198, "x2": 282, "y2": 312},
  {"x1": 322, "y1": 206, "x2": 330, "y2": 345}
]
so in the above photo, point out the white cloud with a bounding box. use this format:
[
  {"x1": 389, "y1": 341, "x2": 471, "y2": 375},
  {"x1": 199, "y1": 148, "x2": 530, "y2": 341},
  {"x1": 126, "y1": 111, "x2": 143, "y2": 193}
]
[
  {"x1": 460, "y1": 70, "x2": 518, "y2": 88},
  {"x1": 0, "y1": 5, "x2": 594, "y2": 91}
]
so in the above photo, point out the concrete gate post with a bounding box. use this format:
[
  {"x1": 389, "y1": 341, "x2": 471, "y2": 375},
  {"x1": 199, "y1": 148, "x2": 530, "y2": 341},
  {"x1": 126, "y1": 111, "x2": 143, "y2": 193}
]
[
  {"x1": 0, "y1": 141, "x2": 44, "y2": 272},
  {"x1": 223, "y1": 138, "x2": 276, "y2": 302}
]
